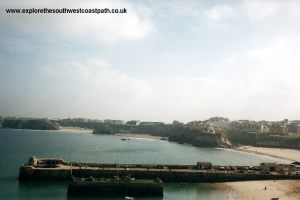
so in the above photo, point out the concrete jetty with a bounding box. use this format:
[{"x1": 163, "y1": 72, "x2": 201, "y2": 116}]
[{"x1": 19, "y1": 157, "x2": 300, "y2": 182}]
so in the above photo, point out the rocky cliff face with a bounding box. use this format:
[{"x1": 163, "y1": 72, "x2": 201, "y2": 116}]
[
  {"x1": 93, "y1": 124, "x2": 231, "y2": 148},
  {"x1": 1, "y1": 119, "x2": 59, "y2": 130}
]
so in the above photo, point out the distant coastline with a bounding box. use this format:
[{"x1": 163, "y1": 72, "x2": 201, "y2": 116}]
[{"x1": 1, "y1": 117, "x2": 300, "y2": 152}]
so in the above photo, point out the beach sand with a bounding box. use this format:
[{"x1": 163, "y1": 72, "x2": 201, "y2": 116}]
[
  {"x1": 58, "y1": 126, "x2": 93, "y2": 133},
  {"x1": 233, "y1": 146, "x2": 300, "y2": 162},
  {"x1": 216, "y1": 180, "x2": 300, "y2": 200},
  {"x1": 115, "y1": 133, "x2": 162, "y2": 140}
]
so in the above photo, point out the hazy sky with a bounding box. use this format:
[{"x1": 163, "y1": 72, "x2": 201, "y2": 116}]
[{"x1": 1, "y1": 0, "x2": 300, "y2": 122}]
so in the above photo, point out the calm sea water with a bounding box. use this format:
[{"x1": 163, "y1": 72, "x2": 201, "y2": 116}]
[{"x1": 0, "y1": 129, "x2": 287, "y2": 200}]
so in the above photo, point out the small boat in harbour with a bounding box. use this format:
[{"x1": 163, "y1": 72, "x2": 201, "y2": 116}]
[
  {"x1": 160, "y1": 137, "x2": 168, "y2": 141},
  {"x1": 125, "y1": 196, "x2": 134, "y2": 200}
]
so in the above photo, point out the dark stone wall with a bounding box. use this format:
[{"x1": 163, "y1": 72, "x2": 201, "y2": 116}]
[
  {"x1": 19, "y1": 167, "x2": 300, "y2": 182},
  {"x1": 67, "y1": 181, "x2": 163, "y2": 197}
]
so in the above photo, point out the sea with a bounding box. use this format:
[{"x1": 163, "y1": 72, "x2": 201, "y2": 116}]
[{"x1": 0, "y1": 129, "x2": 288, "y2": 200}]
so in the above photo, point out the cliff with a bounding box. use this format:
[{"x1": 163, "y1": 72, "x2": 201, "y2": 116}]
[
  {"x1": 1, "y1": 118, "x2": 59, "y2": 130},
  {"x1": 93, "y1": 124, "x2": 231, "y2": 148},
  {"x1": 227, "y1": 131, "x2": 300, "y2": 149}
]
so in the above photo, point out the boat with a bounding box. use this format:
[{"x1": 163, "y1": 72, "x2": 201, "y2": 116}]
[{"x1": 125, "y1": 196, "x2": 134, "y2": 200}]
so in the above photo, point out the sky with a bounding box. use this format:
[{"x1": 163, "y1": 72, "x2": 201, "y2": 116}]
[{"x1": 1, "y1": 0, "x2": 300, "y2": 123}]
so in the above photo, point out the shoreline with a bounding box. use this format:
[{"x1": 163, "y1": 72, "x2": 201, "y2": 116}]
[
  {"x1": 215, "y1": 180, "x2": 300, "y2": 200},
  {"x1": 3, "y1": 127, "x2": 299, "y2": 162},
  {"x1": 58, "y1": 126, "x2": 93, "y2": 133},
  {"x1": 111, "y1": 132, "x2": 300, "y2": 163},
  {"x1": 228, "y1": 145, "x2": 300, "y2": 162},
  {"x1": 114, "y1": 133, "x2": 162, "y2": 141}
]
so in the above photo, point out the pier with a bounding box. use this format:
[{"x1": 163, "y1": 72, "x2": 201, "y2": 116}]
[{"x1": 19, "y1": 157, "x2": 300, "y2": 182}]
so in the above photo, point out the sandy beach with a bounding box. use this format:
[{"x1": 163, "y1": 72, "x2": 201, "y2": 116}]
[
  {"x1": 115, "y1": 133, "x2": 162, "y2": 140},
  {"x1": 58, "y1": 126, "x2": 93, "y2": 133},
  {"x1": 216, "y1": 180, "x2": 300, "y2": 200},
  {"x1": 232, "y1": 146, "x2": 300, "y2": 162}
]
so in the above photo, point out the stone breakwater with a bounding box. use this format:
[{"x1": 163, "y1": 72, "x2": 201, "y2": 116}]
[
  {"x1": 19, "y1": 157, "x2": 300, "y2": 182},
  {"x1": 19, "y1": 166, "x2": 300, "y2": 182}
]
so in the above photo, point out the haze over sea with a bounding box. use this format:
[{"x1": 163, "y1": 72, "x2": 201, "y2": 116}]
[{"x1": 0, "y1": 129, "x2": 287, "y2": 200}]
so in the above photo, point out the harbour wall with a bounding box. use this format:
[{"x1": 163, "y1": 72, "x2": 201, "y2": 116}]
[{"x1": 19, "y1": 166, "x2": 300, "y2": 182}]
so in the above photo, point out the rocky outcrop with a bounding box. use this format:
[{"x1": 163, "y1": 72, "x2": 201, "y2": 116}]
[{"x1": 2, "y1": 118, "x2": 59, "y2": 130}]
